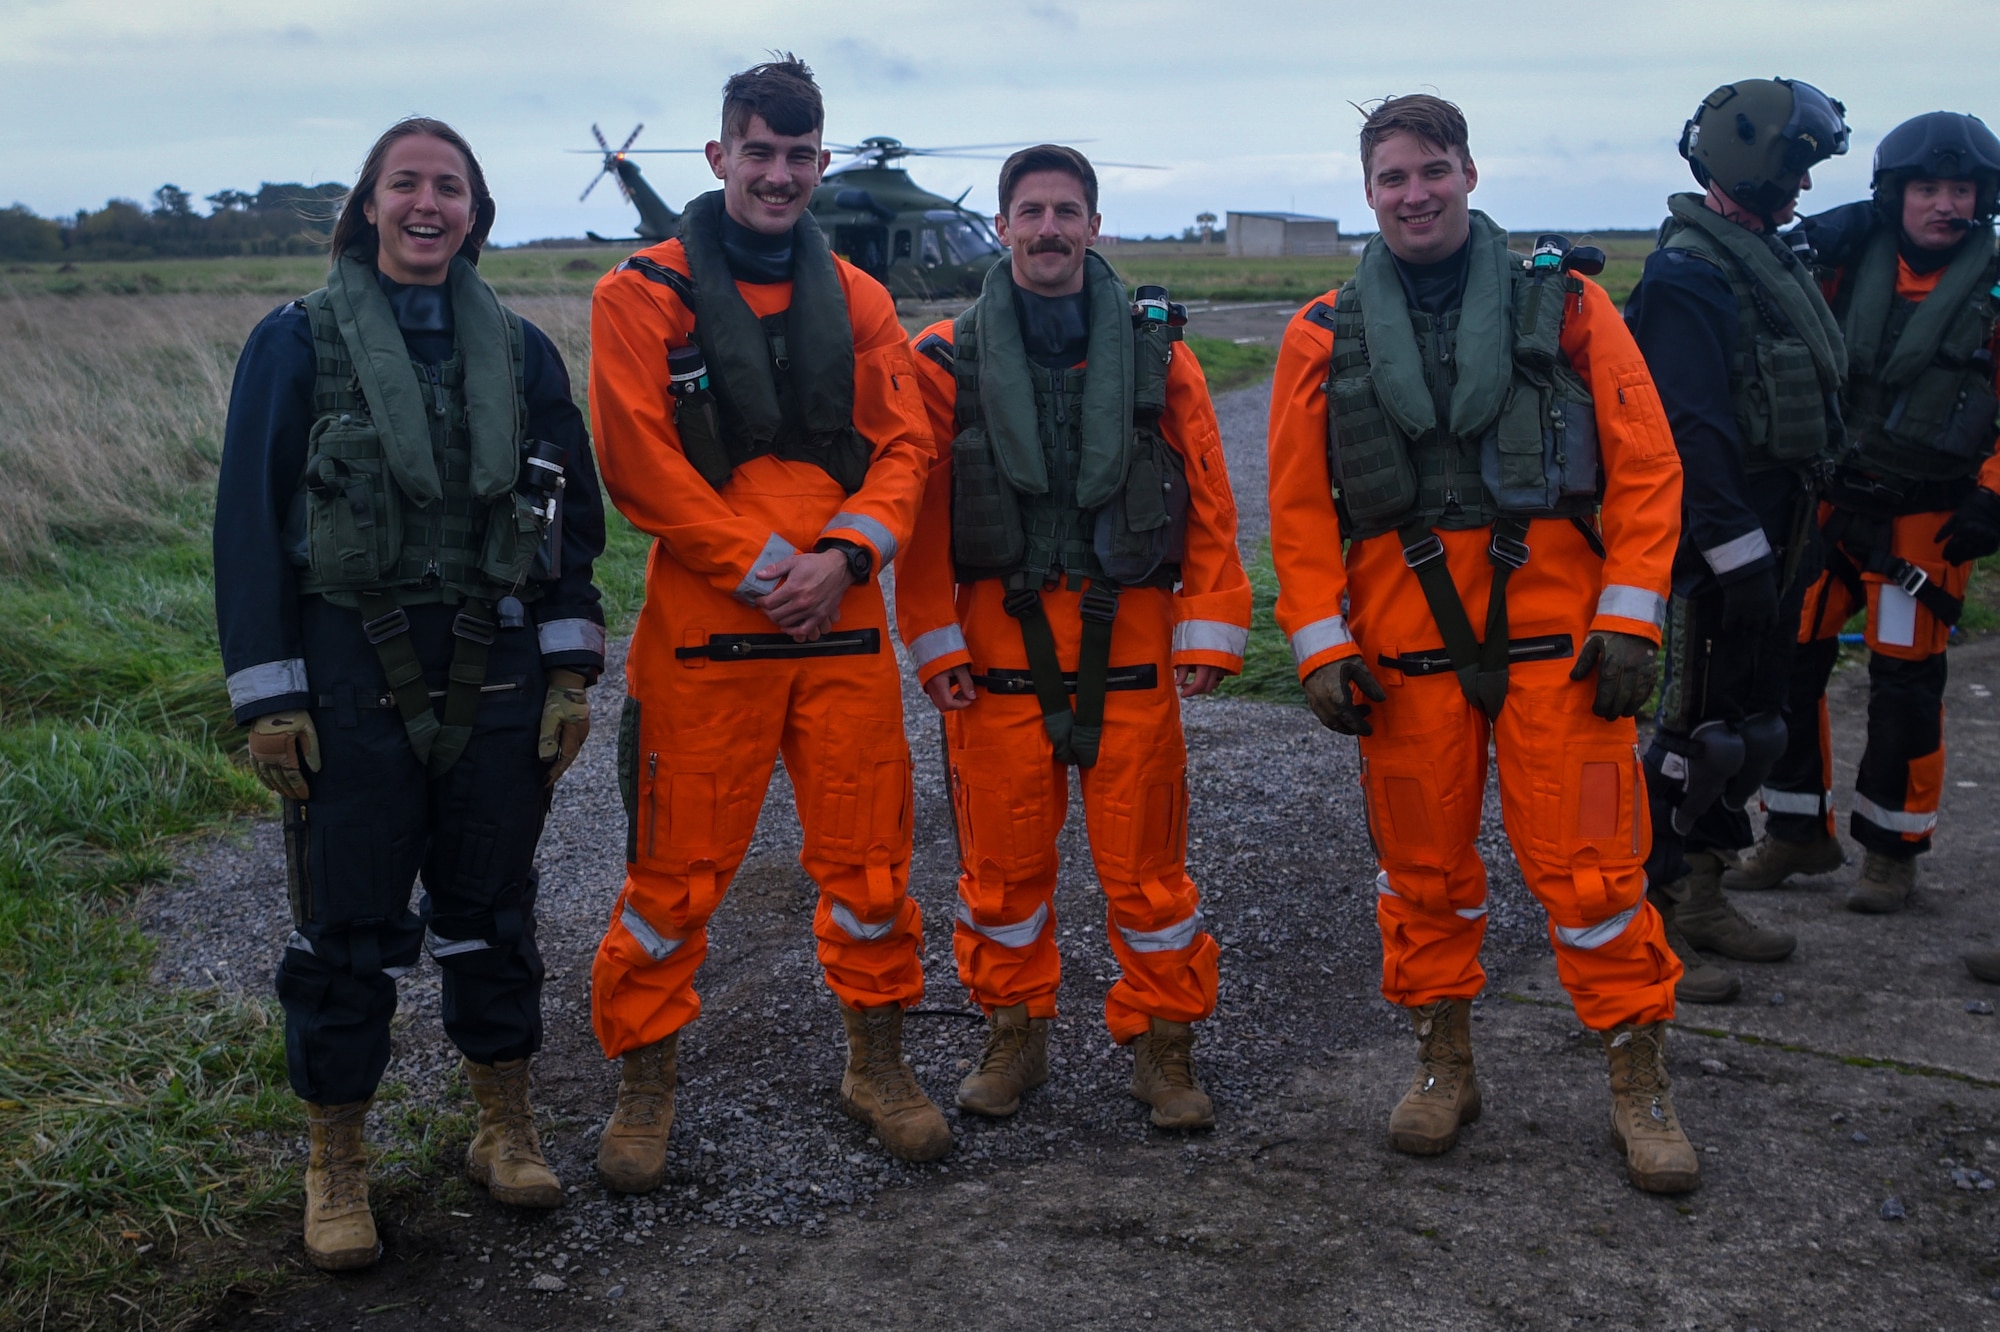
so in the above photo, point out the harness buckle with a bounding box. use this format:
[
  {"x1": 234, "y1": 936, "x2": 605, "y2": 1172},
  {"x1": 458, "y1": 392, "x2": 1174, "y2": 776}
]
[
  {"x1": 1079, "y1": 582, "x2": 1121, "y2": 625},
  {"x1": 452, "y1": 610, "x2": 498, "y2": 646},
  {"x1": 1489, "y1": 531, "x2": 1531, "y2": 570},
  {"x1": 1401, "y1": 534, "x2": 1446, "y2": 569},
  {"x1": 361, "y1": 607, "x2": 410, "y2": 644},
  {"x1": 1892, "y1": 561, "x2": 1929, "y2": 597},
  {"x1": 1002, "y1": 586, "x2": 1042, "y2": 620}
]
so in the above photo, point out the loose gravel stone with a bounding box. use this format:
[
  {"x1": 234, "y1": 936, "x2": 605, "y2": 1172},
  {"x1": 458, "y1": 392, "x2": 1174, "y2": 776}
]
[
  {"x1": 1879, "y1": 1196, "x2": 1907, "y2": 1221},
  {"x1": 1966, "y1": 1000, "x2": 1994, "y2": 1015}
]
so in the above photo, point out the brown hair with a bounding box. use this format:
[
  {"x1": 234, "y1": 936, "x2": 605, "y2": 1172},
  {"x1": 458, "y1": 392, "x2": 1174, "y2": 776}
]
[
  {"x1": 329, "y1": 117, "x2": 495, "y2": 266},
  {"x1": 997, "y1": 144, "x2": 1099, "y2": 218},
  {"x1": 1357, "y1": 94, "x2": 1472, "y2": 178},
  {"x1": 721, "y1": 54, "x2": 824, "y2": 141}
]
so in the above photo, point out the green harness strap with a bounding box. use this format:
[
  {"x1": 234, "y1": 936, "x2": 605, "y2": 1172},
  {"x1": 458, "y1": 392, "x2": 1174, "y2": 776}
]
[
  {"x1": 1397, "y1": 514, "x2": 1530, "y2": 720},
  {"x1": 1002, "y1": 579, "x2": 1118, "y2": 768},
  {"x1": 355, "y1": 588, "x2": 497, "y2": 777}
]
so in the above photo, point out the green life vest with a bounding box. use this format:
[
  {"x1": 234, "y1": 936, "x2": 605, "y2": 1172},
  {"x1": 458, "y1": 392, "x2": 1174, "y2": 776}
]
[
  {"x1": 292, "y1": 253, "x2": 540, "y2": 610},
  {"x1": 945, "y1": 251, "x2": 1186, "y2": 588},
  {"x1": 666, "y1": 190, "x2": 870, "y2": 494},
  {"x1": 1656, "y1": 192, "x2": 1847, "y2": 476},
  {"x1": 1323, "y1": 212, "x2": 1600, "y2": 543},
  {"x1": 1835, "y1": 224, "x2": 2000, "y2": 482}
]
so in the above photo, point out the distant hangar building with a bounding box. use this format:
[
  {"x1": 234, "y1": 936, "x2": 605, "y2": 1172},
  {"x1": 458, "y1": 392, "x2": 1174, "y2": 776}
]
[{"x1": 1226, "y1": 211, "x2": 1341, "y2": 258}]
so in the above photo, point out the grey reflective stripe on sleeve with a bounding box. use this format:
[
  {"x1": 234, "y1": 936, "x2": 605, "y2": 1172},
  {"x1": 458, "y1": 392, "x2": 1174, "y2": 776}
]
[
  {"x1": 906, "y1": 624, "x2": 968, "y2": 672},
  {"x1": 620, "y1": 904, "x2": 683, "y2": 962},
  {"x1": 1702, "y1": 529, "x2": 1773, "y2": 576},
  {"x1": 825, "y1": 511, "x2": 897, "y2": 563},
  {"x1": 1379, "y1": 872, "x2": 1486, "y2": 919},
  {"x1": 228, "y1": 658, "x2": 308, "y2": 712},
  {"x1": 428, "y1": 932, "x2": 493, "y2": 959},
  {"x1": 953, "y1": 900, "x2": 1049, "y2": 950},
  {"x1": 1554, "y1": 904, "x2": 1640, "y2": 951},
  {"x1": 1117, "y1": 909, "x2": 1203, "y2": 954},
  {"x1": 537, "y1": 618, "x2": 607, "y2": 657},
  {"x1": 286, "y1": 930, "x2": 316, "y2": 956},
  {"x1": 734, "y1": 532, "x2": 800, "y2": 603},
  {"x1": 1289, "y1": 615, "x2": 1353, "y2": 666},
  {"x1": 1760, "y1": 787, "x2": 1827, "y2": 816},
  {"x1": 1173, "y1": 620, "x2": 1249, "y2": 658},
  {"x1": 831, "y1": 902, "x2": 897, "y2": 942},
  {"x1": 1595, "y1": 584, "x2": 1667, "y2": 628},
  {"x1": 1852, "y1": 793, "x2": 1937, "y2": 835}
]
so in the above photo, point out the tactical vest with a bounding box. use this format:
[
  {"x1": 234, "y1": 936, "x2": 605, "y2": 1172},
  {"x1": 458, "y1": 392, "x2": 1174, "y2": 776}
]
[
  {"x1": 624, "y1": 190, "x2": 871, "y2": 494},
  {"x1": 291, "y1": 265, "x2": 538, "y2": 610},
  {"x1": 1323, "y1": 219, "x2": 1600, "y2": 543},
  {"x1": 1834, "y1": 225, "x2": 2000, "y2": 482},
  {"x1": 1657, "y1": 193, "x2": 1847, "y2": 476},
  {"x1": 944, "y1": 253, "x2": 1187, "y2": 589}
]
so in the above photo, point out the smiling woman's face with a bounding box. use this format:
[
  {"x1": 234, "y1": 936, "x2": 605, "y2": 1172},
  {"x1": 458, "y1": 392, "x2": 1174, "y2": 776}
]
[{"x1": 363, "y1": 134, "x2": 474, "y2": 285}]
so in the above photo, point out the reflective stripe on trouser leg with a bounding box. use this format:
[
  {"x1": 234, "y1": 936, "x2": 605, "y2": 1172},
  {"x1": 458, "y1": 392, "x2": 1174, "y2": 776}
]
[
  {"x1": 1764, "y1": 633, "x2": 1841, "y2": 843},
  {"x1": 1850, "y1": 650, "x2": 1946, "y2": 856},
  {"x1": 591, "y1": 880, "x2": 714, "y2": 1058}
]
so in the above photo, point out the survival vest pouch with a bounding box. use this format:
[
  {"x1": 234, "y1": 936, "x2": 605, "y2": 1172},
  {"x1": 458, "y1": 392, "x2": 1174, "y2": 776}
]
[
  {"x1": 1322, "y1": 213, "x2": 1600, "y2": 717},
  {"x1": 635, "y1": 191, "x2": 871, "y2": 495},
  {"x1": 1657, "y1": 193, "x2": 1848, "y2": 474},
  {"x1": 1835, "y1": 223, "x2": 2000, "y2": 482},
  {"x1": 945, "y1": 253, "x2": 1188, "y2": 766},
  {"x1": 295, "y1": 252, "x2": 547, "y2": 775}
]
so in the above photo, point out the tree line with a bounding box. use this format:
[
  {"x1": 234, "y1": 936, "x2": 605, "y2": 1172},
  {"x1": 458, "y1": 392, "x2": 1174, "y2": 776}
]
[{"x1": 0, "y1": 183, "x2": 349, "y2": 263}]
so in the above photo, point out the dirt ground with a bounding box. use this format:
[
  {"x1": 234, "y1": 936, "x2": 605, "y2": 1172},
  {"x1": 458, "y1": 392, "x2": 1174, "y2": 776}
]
[{"x1": 153, "y1": 323, "x2": 2000, "y2": 1330}]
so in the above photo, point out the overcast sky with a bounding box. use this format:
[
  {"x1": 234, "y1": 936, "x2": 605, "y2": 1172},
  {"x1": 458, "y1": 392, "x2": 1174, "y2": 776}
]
[{"x1": 4, "y1": 0, "x2": 1994, "y2": 244}]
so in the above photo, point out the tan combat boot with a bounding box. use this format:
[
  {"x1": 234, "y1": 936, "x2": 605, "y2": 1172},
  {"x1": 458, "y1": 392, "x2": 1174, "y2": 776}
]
[
  {"x1": 1129, "y1": 1018, "x2": 1215, "y2": 1129},
  {"x1": 1847, "y1": 851, "x2": 1916, "y2": 914},
  {"x1": 1966, "y1": 950, "x2": 2000, "y2": 984},
  {"x1": 1648, "y1": 887, "x2": 1740, "y2": 1005},
  {"x1": 839, "y1": 1004, "x2": 953, "y2": 1162},
  {"x1": 1722, "y1": 833, "x2": 1844, "y2": 891},
  {"x1": 463, "y1": 1057, "x2": 563, "y2": 1208},
  {"x1": 596, "y1": 1033, "x2": 678, "y2": 1193},
  {"x1": 1388, "y1": 998, "x2": 1481, "y2": 1154},
  {"x1": 957, "y1": 1004, "x2": 1048, "y2": 1118},
  {"x1": 1673, "y1": 852, "x2": 1797, "y2": 962},
  {"x1": 1601, "y1": 1022, "x2": 1700, "y2": 1193},
  {"x1": 303, "y1": 1099, "x2": 378, "y2": 1272}
]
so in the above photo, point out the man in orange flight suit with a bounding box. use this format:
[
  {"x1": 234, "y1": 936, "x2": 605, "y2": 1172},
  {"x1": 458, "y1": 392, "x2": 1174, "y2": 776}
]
[
  {"x1": 585, "y1": 56, "x2": 949, "y2": 1191},
  {"x1": 896, "y1": 145, "x2": 1251, "y2": 1129},
  {"x1": 1266, "y1": 95, "x2": 1696, "y2": 1192}
]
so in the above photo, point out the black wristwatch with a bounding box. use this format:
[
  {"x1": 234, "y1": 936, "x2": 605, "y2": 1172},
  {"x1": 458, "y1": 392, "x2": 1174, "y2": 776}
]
[{"x1": 815, "y1": 537, "x2": 873, "y2": 585}]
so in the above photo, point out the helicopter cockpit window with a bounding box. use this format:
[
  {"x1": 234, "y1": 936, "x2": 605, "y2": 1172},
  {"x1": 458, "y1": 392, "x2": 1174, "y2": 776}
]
[
  {"x1": 931, "y1": 217, "x2": 1001, "y2": 266},
  {"x1": 920, "y1": 229, "x2": 943, "y2": 268},
  {"x1": 894, "y1": 229, "x2": 912, "y2": 260}
]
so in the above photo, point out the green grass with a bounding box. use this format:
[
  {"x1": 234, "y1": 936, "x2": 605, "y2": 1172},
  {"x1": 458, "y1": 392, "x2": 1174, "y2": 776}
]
[
  {"x1": 1215, "y1": 538, "x2": 1304, "y2": 705},
  {"x1": 1182, "y1": 335, "x2": 1278, "y2": 394},
  {"x1": 0, "y1": 249, "x2": 635, "y2": 300}
]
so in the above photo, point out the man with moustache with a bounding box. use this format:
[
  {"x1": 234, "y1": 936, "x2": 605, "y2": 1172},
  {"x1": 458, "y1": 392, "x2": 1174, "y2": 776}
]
[
  {"x1": 585, "y1": 55, "x2": 948, "y2": 1191},
  {"x1": 1730, "y1": 112, "x2": 2000, "y2": 946},
  {"x1": 897, "y1": 145, "x2": 1250, "y2": 1128},
  {"x1": 1267, "y1": 95, "x2": 1694, "y2": 1191}
]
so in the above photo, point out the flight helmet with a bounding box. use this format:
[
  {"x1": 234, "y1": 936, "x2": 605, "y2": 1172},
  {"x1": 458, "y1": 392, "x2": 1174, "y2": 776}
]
[
  {"x1": 1870, "y1": 111, "x2": 2000, "y2": 223},
  {"x1": 1681, "y1": 78, "x2": 1850, "y2": 221}
]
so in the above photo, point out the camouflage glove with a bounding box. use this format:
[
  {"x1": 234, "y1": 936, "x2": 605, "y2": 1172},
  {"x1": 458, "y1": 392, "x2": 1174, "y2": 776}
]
[
  {"x1": 1302, "y1": 656, "x2": 1387, "y2": 736},
  {"x1": 538, "y1": 669, "x2": 591, "y2": 786},
  {"x1": 1569, "y1": 630, "x2": 1659, "y2": 721},
  {"x1": 247, "y1": 710, "x2": 321, "y2": 801}
]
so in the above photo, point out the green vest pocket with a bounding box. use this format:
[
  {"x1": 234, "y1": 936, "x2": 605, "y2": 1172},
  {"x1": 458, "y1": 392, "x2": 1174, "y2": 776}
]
[
  {"x1": 1328, "y1": 375, "x2": 1418, "y2": 527},
  {"x1": 477, "y1": 491, "x2": 542, "y2": 590},
  {"x1": 303, "y1": 417, "x2": 402, "y2": 589},
  {"x1": 951, "y1": 424, "x2": 1026, "y2": 572},
  {"x1": 1758, "y1": 337, "x2": 1829, "y2": 463}
]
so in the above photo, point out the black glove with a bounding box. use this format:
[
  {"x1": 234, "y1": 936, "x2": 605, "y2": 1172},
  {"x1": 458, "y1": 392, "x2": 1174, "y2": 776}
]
[
  {"x1": 1302, "y1": 656, "x2": 1387, "y2": 736},
  {"x1": 1569, "y1": 630, "x2": 1659, "y2": 721},
  {"x1": 1937, "y1": 487, "x2": 2000, "y2": 565},
  {"x1": 1718, "y1": 569, "x2": 1780, "y2": 639}
]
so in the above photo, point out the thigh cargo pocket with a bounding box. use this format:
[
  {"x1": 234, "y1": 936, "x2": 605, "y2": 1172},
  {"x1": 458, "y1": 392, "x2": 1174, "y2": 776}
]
[
  {"x1": 807, "y1": 741, "x2": 913, "y2": 867},
  {"x1": 951, "y1": 746, "x2": 1058, "y2": 883},
  {"x1": 638, "y1": 717, "x2": 756, "y2": 873}
]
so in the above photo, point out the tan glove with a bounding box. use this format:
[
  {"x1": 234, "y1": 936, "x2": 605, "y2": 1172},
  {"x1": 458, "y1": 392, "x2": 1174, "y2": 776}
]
[
  {"x1": 1569, "y1": 630, "x2": 1659, "y2": 721},
  {"x1": 539, "y1": 669, "x2": 591, "y2": 786},
  {"x1": 1302, "y1": 655, "x2": 1386, "y2": 736},
  {"x1": 247, "y1": 710, "x2": 321, "y2": 800}
]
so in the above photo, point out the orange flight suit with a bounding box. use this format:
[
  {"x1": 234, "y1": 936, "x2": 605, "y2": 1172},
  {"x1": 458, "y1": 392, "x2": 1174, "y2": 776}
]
[
  {"x1": 897, "y1": 325, "x2": 1251, "y2": 1043},
  {"x1": 1267, "y1": 278, "x2": 1686, "y2": 1031},
  {"x1": 587, "y1": 239, "x2": 932, "y2": 1059}
]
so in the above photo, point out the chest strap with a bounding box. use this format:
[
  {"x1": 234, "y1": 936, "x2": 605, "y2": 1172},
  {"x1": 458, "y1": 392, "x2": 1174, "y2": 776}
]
[
  {"x1": 1004, "y1": 579, "x2": 1119, "y2": 767},
  {"x1": 355, "y1": 589, "x2": 496, "y2": 776},
  {"x1": 1396, "y1": 515, "x2": 1531, "y2": 719}
]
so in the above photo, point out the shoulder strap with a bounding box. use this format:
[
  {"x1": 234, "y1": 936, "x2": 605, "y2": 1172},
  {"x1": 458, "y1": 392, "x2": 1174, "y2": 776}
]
[
  {"x1": 951, "y1": 305, "x2": 981, "y2": 429},
  {"x1": 619, "y1": 253, "x2": 696, "y2": 308}
]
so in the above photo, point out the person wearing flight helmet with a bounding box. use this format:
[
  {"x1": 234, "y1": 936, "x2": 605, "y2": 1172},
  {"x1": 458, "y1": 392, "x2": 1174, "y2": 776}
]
[
  {"x1": 1729, "y1": 113, "x2": 2000, "y2": 946},
  {"x1": 1625, "y1": 78, "x2": 1851, "y2": 1004}
]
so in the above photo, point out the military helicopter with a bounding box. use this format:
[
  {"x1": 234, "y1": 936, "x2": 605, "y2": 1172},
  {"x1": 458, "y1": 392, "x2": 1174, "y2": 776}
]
[
  {"x1": 575, "y1": 124, "x2": 688, "y2": 243},
  {"x1": 572, "y1": 127, "x2": 1159, "y2": 299}
]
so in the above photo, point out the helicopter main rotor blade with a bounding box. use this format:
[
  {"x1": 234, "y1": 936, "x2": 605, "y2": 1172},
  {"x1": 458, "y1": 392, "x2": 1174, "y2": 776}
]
[
  {"x1": 617, "y1": 123, "x2": 644, "y2": 154},
  {"x1": 592, "y1": 123, "x2": 610, "y2": 152},
  {"x1": 581, "y1": 168, "x2": 607, "y2": 203},
  {"x1": 905, "y1": 139, "x2": 1092, "y2": 154},
  {"x1": 565, "y1": 147, "x2": 709, "y2": 154}
]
